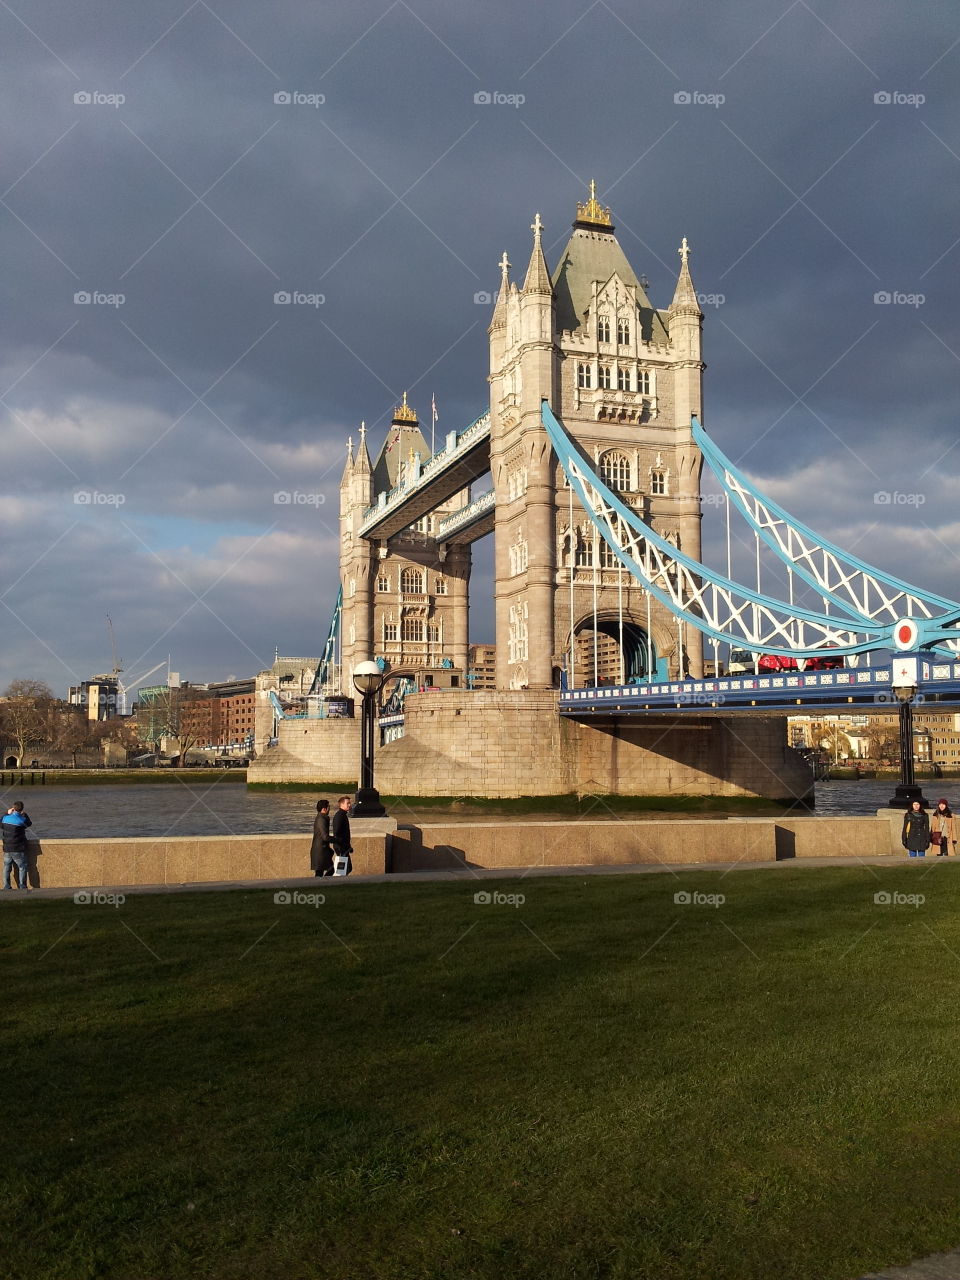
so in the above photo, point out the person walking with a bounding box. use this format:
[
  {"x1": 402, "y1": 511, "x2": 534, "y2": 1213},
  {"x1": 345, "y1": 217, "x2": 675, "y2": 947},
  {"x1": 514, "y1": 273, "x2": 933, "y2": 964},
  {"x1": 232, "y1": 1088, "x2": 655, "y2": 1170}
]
[
  {"x1": 2, "y1": 802, "x2": 32, "y2": 891},
  {"x1": 310, "y1": 800, "x2": 334, "y2": 877},
  {"x1": 931, "y1": 798, "x2": 957, "y2": 857},
  {"x1": 331, "y1": 795, "x2": 353, "y2": 876},
  {"x1": 901, "y1": 799, "x2": 931, "y2": 858}
]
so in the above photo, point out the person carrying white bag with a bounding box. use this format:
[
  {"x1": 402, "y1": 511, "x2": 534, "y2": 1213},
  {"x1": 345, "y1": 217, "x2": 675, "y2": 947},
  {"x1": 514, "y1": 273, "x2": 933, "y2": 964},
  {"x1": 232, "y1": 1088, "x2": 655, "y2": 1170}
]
[{"x1": 331, "y1": 795, "x2": 353, "y2": 876}]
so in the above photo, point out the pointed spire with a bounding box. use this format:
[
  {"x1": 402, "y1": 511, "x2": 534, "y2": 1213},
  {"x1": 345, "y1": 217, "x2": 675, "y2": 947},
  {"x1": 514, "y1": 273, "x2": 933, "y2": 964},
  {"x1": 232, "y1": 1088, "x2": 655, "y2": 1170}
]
[
  {"x1": 354, "y1": 419, "x2": 371, "y2": 473},
  {"x1": 522, "y1": 212, "x2": 552, "y2": 294},
  {"x1": 340, "y1": 434, "x2": 354, "y2": 485},
  {"x1": 490, "y1": 250, "x2": 510, "y2": 328},
  {"x1": 669, "y1": 236, "x2": 702, "y2": 316}
]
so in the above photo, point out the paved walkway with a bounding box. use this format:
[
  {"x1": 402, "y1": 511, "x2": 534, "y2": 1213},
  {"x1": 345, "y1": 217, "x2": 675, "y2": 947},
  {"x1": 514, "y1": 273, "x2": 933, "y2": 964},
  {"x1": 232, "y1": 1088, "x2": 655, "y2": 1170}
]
[
  {"x1": 0, "y1": 852, "x2": 949, "y2": 901},
  {"x1": 857, "y1": 1247, "x2": 960, "y2": 1278}
]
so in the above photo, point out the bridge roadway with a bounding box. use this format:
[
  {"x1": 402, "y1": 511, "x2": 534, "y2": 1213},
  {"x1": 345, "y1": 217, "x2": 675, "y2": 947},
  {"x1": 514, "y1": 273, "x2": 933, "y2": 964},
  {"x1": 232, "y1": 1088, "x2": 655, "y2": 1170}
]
[
  {"x1": 560, "y1": 653, "x2": 960, "y2": 717},
  {"x1": 359, "y1": 411, "x2": 491, "y2": 542}
]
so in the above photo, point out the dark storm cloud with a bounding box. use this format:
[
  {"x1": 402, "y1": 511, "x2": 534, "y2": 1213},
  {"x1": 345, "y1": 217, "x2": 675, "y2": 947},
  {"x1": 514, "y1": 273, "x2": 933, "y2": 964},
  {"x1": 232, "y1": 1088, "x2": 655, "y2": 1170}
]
[{"x1": 1, "y1": 0, "x2": 958, "y2": 689}]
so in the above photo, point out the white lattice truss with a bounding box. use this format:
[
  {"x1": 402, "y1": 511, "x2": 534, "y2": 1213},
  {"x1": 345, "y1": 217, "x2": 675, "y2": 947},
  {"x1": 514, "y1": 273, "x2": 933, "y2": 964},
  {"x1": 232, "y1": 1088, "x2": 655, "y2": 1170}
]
[
  {"x1": 690, "y1": 419, "x2": 960, "y2": 652},
  {"x1": 541, "y1": 402, "x2": 960, "y2": 657}
]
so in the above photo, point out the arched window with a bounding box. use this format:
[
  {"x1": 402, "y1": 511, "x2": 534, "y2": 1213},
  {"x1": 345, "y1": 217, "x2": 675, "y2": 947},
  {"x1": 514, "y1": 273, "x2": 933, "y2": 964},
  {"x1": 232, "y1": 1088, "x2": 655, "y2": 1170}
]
[
  {"x1": 637, "y1": 370, "x2": 651, "y2": 394},
  {"x1": 400, "y1": 567, "x2": 424, "y2": 594},
  {"x1": 617, "y1": 317, "x2": 630, "y2": 345},
  {"x1": 597, "y1": 315, "x2": 611, "y2": 343},
  {"x1": 577, "y1": 362, "x2": 592, "y2": 389},
  {"x1": 599, "y1": 365, "x2": 612, "y2": 389},
  {"x1": 616, "y1": 366, "x2": 632, "y2": 391},
  {"x1": 434, "y1": 575, "x2": 447, "y2": 595},
  {"x1": 599, "y1": 451, "x2": 631, "y2": 491},
  {"x1": 650, "y1": 470, "x2": 667, "y2": 496},
  {"x1": 376, "y1": 573, "x2": 389, "y2": 592}
]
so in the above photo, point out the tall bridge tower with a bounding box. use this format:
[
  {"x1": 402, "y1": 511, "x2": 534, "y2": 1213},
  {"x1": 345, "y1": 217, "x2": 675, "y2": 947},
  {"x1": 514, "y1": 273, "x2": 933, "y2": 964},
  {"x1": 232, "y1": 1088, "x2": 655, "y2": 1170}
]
[{"x1": 490, "y1": 187, "x2": 705, "y2": 688}]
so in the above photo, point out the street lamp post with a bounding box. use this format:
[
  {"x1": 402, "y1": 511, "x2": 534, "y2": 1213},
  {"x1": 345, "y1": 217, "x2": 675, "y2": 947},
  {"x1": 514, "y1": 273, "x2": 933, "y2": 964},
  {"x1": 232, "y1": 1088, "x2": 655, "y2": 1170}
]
[
  {"x1": 888, "y1": 655, "x2": 927, "y2": 809},
  {"x1": 352, "y1": 660, "x2": 387, "y2": 818}
]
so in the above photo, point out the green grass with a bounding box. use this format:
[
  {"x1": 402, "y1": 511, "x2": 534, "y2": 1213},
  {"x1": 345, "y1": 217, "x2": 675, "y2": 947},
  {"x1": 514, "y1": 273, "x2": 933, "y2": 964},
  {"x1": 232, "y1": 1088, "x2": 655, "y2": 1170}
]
[{"x1": 4, "y1": 868, "x2": 960, "y2": 1279}]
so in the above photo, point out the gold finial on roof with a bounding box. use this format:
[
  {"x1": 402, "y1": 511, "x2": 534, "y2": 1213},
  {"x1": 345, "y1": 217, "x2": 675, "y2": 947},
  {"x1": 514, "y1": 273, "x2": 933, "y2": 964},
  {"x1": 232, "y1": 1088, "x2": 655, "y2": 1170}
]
[
  {"x1": 393, "y1": 391, "x2": 418, "y2": 424},
  {"x1": 575, "y1": 178, "x2": 612, "y2": 228}
]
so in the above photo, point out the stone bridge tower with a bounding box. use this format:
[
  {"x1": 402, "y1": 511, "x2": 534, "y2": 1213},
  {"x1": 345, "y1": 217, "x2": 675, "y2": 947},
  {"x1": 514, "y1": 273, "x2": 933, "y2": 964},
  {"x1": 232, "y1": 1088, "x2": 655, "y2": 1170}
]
[
  {"x1": 489, "y1": 186, "x2": 705, "y2": 689},
  {"x1": 339, "y1": 396, "x2": 471, "y2": 682}
]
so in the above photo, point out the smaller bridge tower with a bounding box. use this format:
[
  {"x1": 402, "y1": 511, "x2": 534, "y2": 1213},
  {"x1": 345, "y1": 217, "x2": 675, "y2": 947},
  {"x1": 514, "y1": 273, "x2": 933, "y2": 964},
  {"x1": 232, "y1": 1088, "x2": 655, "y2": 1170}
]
[{"x1": 339, "y1": 396, "x2": 472, "y2": 681}]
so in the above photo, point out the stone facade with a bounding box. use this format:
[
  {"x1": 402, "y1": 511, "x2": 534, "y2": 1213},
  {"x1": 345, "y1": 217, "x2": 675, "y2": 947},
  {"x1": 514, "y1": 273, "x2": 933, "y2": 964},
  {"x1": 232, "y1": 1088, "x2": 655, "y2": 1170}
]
[
  {"x1": 489, "y1": 193, "x2": 705, "y2": 691},
  {"x1": 253, "y1": 687, "x2": 812, "y2": 804},
  {"x1": 339, "y1": 399, "x2": 471, "y2": 681}
]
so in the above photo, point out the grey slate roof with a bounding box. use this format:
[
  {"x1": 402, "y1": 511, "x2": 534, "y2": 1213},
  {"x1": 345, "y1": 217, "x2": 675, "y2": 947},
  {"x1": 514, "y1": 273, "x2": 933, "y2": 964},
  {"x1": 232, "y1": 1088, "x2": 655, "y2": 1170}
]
[
  {"x1": 551, "y1": 226, "x2": 670, "y2": 345},
  {"x1": 372, "y1": 423, "x2": 430, "y2": 496}
]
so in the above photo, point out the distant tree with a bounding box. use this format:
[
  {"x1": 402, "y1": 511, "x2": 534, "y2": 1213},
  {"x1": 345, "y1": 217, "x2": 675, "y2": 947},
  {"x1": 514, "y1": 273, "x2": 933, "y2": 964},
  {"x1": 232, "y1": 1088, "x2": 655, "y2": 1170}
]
[
  {"x1": 50, "y1": 705, "x2": 93, "y2": 767},
  {"x1": 0, "y1": 679, "x2": 56, "y2": 764},
  {"x1": 137, "y1": 685, "x2": 206, "y2": 766}
]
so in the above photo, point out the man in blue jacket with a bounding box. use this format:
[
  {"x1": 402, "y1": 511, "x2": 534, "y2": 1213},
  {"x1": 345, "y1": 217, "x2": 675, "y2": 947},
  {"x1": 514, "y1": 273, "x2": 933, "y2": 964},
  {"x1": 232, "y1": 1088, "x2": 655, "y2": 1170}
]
[{"x1": 2, "y1": 801, "x2": 32, "y2": 891}]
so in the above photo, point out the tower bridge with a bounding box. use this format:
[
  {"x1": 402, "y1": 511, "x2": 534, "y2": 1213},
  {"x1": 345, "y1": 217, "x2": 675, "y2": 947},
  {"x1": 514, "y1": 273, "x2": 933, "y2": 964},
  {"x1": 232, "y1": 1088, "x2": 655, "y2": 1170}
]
[{"x1": 250, "y1": 186, "x2": 960, "y2": 800}]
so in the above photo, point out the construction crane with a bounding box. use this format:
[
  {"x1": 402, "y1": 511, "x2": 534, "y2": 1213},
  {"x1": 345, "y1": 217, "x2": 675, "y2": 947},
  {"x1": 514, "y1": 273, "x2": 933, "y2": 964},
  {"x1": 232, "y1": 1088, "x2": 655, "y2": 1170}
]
[
  {"x1": 117, "y1": 658, "x2": 169, "y2": 717},
  {"x1": 106, "y1": 615, "x2": 123, "y2": 679}
]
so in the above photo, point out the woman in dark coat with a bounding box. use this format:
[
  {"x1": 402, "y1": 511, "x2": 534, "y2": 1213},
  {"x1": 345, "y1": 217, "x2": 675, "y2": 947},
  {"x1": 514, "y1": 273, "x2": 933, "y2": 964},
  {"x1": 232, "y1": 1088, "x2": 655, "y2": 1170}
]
[
  {"x1": 310, "y1": 800, "x2": 334, "y2": 876},
  {"x1": 901, "y1": 800, "x2": 931, "y2": 857}
]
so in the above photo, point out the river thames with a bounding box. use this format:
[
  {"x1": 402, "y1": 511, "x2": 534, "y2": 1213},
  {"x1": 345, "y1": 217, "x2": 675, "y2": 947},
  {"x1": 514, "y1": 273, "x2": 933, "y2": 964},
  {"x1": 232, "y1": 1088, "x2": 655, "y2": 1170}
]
[{"x1": 0, "y1": 779, "x2": 930, "y2": 839}]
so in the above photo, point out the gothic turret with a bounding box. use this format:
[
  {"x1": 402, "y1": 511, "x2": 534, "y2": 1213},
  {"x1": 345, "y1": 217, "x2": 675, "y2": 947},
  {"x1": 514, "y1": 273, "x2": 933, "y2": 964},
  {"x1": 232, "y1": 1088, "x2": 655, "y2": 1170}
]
[
  {"x1": 522, "y1": 213, "x2": 552, "y2": 295},
  {"x1": 668, "y1": 237, "x2": 702, "y2": 318}
]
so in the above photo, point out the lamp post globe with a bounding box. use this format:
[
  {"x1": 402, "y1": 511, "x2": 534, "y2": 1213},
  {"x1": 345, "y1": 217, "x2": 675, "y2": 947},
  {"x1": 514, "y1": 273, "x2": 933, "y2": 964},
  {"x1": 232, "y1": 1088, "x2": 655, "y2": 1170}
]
[{"x1": 352, "y1": 660, "x2": 387, "y2": 818}]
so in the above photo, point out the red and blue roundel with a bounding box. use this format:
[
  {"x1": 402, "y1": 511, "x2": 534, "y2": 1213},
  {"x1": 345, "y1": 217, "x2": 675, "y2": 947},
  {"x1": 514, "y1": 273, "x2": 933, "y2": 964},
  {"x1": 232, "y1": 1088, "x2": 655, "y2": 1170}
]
[{"x1": 893, "y1": 618, "x2": 920, "y2": 650}]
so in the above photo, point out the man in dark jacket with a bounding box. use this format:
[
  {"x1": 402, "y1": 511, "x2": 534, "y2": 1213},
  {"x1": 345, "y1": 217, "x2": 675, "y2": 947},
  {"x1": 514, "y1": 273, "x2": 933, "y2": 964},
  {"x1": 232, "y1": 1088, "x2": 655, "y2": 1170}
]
[
  {"x1": 2, "y1": 801, "x2": 32, "y2": 890},
  {"x1": 331, "y1": 796, "x2": 352, "y2": 875}
]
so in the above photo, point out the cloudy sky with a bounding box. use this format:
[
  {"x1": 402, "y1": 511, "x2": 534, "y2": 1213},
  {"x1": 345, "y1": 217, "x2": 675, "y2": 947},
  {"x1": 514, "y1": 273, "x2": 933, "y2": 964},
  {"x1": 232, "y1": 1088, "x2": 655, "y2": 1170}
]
[{"x1": 1, "y1": 0, "x2": 958, "y2": 696}]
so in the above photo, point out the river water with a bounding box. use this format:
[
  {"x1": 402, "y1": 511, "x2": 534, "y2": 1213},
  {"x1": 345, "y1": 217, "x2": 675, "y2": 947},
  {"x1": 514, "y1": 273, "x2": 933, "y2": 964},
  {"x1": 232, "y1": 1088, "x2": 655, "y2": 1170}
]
[{"x1": 0, "y1": 778, "x2": 930, "y2": 839}]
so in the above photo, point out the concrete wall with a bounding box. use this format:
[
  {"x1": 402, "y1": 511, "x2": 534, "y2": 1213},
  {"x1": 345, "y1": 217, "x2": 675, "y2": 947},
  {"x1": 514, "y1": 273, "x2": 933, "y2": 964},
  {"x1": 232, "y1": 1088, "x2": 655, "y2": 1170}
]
[
  {"x1": 247, "y1": 692, "x2": 814, "y2": 803},
  {"x1": 17, "y1": 833, "x2": 387, "y2": 890},
  {"x1": 390, "y1": 813, "x2": 904, "y2": 872},
  {"x1": 12, "y1": 812, "x2": 908, "y2": 889},
  {"x1": 248, "y1": 717, "x2": 360, "y2": 786}
]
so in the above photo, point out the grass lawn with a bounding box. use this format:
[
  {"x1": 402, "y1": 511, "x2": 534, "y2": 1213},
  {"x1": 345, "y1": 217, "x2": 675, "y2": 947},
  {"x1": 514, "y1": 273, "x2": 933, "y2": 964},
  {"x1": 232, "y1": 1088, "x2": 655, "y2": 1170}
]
[{"x1": 4, "y1": 867, "x2": 960, "y2": 1279}]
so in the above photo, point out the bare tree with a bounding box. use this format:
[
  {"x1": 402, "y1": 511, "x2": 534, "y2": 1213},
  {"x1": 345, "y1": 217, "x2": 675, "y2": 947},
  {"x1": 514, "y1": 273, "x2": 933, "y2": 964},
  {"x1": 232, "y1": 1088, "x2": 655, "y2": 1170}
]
[
  {"x1": 137, "y1": 685, "x2": 206, "y2": 766},
  {"x1": 0, "y1": 679, "x2": 56, "y2": 764}
]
